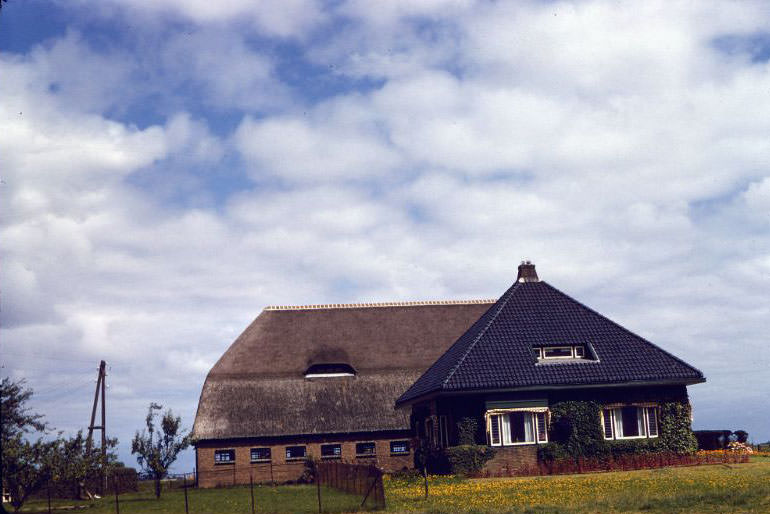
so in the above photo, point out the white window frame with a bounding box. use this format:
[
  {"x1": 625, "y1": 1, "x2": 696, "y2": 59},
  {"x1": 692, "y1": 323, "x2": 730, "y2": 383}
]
[
  {"x1": 536, "y1": 345, "x2": 588, "y2": 360},
  {"x1": 542, "y1": 346, "x2": 574, "y2": 359},
  {"x1": 601, "y1": 406, "x2": 659, "y2": 440},
  {"x1": 486, "y1": 408, "x2": 548, "y2": 446}
]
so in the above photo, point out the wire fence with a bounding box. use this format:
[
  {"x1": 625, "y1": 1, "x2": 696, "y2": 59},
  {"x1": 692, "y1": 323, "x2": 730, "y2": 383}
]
[{"x1": 316, "y1": 461, "x2": 386, "y2": 510}]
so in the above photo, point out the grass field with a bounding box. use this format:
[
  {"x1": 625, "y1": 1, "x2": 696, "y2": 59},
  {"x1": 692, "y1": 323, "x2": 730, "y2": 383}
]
[{"x1": 18, "y1": 458, "x2": 770, "y2": 513}]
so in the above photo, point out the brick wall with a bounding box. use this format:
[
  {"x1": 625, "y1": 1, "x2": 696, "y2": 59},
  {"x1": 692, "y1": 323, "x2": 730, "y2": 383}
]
[
  {"x1": 483, "y1": 445, "x2": 538, "y2": 475},
  {"x1": 196, "y1": 435, "x2": 413, "y2": 488}
]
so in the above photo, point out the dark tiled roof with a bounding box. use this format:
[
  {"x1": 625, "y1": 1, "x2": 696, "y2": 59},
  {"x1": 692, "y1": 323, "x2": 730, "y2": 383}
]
[{"x1": 396, "y1": 280, "x2": 705, "y2": 405}]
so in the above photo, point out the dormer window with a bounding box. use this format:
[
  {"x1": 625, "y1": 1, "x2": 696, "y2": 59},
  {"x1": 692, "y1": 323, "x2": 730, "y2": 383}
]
[
  {"x1": 304, "y1": 363, "x2": 356, "y2": 379},
  {"x1": 534, "y1": 345, "x2": 591, "y2": 361}
]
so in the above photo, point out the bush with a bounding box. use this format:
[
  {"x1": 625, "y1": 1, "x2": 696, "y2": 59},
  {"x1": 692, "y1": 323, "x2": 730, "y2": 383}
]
[
  {"x1": 456, "y1": 417, "x2": 480, "y2": 446},
  {"x1": 537, "y1": 442, "x2": 568, "y2": 462},
  {"x1": 444, "y1": 445, "x2": 496, "y2": 476},
  {"x1": 607, "y1": 438, "x2": 663, "y2": 456}
]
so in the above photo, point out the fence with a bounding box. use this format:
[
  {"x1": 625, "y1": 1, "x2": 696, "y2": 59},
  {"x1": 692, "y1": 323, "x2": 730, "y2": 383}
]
[
  {"x1": 316, "y1": 461, "x2": 386, "y2": 510},
  {"x1": 482, "y1": 451, "x2": 751, "y2": 478}
]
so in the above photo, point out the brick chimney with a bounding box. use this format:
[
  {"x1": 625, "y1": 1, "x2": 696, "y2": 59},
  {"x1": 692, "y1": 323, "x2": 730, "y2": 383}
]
[{"x1": 517, "y1": 260, "x2": 539, "y2": 283}]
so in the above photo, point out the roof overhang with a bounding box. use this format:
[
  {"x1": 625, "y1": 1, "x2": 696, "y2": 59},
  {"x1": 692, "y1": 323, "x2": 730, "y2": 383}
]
[{"x1": 395, "y1": 377, "x2": 706, "y2": 410}]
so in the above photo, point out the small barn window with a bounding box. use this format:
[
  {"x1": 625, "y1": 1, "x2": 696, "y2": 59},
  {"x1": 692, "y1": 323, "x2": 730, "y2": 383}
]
[
  {"x1": 390, "y1": 440, "x2": 410, "y2": 455},
  {"x1": 355, "y1": 442, "x2": 376, "y2": 457},
  {"x1": 321, "y1": 444, "x2": 342, "y2": 459},
  {"x1": 214, "y1": 449, "x2": 235, "y2": 464},
  {"x1": 286, "y1": 446, "x2": 306, "y2": 460},
  {"x1": 304, "y1": 363, "x2": 356, "y2": 379},
  {"x1": 250, "y1": 447, "x2": 270, "y2": 462}
]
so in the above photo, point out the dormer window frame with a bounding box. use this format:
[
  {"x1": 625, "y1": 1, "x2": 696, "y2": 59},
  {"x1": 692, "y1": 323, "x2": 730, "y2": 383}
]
[
  {"x1": 304, "y1": 363, "x2": 357, "y2": 379},
  {"x1": 535, "y1": 345, "x2": 591, "y2": 361}
]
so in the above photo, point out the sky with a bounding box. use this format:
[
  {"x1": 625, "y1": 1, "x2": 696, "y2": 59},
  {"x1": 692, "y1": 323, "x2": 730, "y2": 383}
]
[{"x1": 1, "y1": 0, "x2": 769, "y2": 472}]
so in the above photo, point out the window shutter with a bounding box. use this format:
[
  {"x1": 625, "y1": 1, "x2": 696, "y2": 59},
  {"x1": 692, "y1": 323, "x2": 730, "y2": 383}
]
[
  {"x1": 536, "y1": 412, "x2": 547, "y2": 442},
  {"x1": 647, "y1": 407, "x2": 658, "y2": 437},
  {"x1": 602, "y1": 409, "x2": 614, "y2": 439},
  {"x1": 490, "y1": 414, "x2": 501, "y2": 446}
]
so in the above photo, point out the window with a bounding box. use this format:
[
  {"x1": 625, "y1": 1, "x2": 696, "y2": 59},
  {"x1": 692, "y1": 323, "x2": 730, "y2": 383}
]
[
  {"x1": 304, "y1": 363, "x2": 356, "y2": 379},
  {"x1": 356, "y1": 442, "x2": 376, "y2": 457},
  {"x1": 438, "y1": 415, "x2": 449, "y2": 448},
  {"x1": 250, "y1": 447, "x2": 271, "y2": 462},
  {"x1": 602, "y1": 406, "x2": 659, "y2": 440},
  {"x1": 425, "y1": 418, "x2": 435, "y2": 448},
  {"x1": 214, "y1": 449, "x2": 235, "y2": 464},
  {"x1": 321, "y1": 444, "x2": 341, "y2": 459},
  {"x1": 390, "y1": 440, "x2": 410, "y2": 455},
  {"x1": 285, "y1": 446, "x2": 306, "y2": 460},
  {"x1": 488, "y1": 411, "x2": 548, "y2": 446},
  {"x1": 536, "y1": 345, "x2": 590, "y2": 360},
  {"x1": 543, "y1": 346, "x2": 573, "y2": 359}
]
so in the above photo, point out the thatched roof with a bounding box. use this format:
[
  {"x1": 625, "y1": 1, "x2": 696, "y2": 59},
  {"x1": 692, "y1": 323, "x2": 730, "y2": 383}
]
[{"x1": 193, "y1": 300, "x2": 494, "y2": 441}]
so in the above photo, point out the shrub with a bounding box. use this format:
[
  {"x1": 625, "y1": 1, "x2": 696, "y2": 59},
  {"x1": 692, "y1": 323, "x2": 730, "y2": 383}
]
[
  {"x1": 537, "y1": 442, "x2": 568, "y2": 462},
  {"x1": 444, "y1": 445, "x2": 496, "y2": 476},
  {"x1": 456, "y1": 417, "x2": 480, "y2": 445},
  {"x1": 607, "y1": 438, "x2": 663, "y2": 456}
]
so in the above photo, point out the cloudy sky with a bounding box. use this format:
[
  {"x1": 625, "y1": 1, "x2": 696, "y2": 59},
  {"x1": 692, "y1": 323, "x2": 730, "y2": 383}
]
[{"x1": 1, "y1": 0, "x2": 769, "y2": 471}]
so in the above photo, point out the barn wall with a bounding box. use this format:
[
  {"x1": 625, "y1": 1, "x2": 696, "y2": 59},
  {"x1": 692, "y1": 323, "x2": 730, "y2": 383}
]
[{"x1": 195, "y1": 431, "x2": 414, "y2": 488}]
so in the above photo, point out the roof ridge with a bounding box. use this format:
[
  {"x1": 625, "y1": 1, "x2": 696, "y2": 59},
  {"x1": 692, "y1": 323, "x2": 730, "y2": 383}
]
[
  {"x1": 264, "y1": 299, "x2": 496, "y2": 311},
  {"x1": 441, "y1": 282, "x2": 522, "y2": 388},
  {"x1": 539, "y1": 282, "x2": 705, "y2": 378}
]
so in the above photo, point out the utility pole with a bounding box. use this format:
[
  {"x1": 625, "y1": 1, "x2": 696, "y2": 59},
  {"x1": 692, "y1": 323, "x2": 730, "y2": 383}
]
[{"x1": 86, "y1": 360, "x2": 107, "y2": 494}]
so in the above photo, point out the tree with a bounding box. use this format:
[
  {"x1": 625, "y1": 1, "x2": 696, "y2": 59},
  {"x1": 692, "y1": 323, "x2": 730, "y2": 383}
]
[
  {"x1": 131, "y1": 403, "x2": 190, "y2": 499},
  {"x1": 49, "y1": 430, "x2": 120, "y2": 499},
  {"x1": 1, "y1": 377, "x2": 53, "y2": 512}
]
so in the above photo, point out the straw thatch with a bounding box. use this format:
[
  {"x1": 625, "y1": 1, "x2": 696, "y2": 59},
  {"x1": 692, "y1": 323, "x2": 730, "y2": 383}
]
[{"x1": 193, "y1": 301, "x2": 494, "y2": 440}]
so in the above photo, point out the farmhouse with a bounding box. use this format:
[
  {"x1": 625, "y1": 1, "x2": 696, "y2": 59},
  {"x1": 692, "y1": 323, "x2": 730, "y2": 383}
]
[
  {"x1": 396, "y1": 262, "x2": 706, "y2": 473},
  {"x1": 192, "y1": 299, "x2": 494, "y2": 487},
  {"x1": 193, "y1": 261, "x2": 705, "y2": 485}
]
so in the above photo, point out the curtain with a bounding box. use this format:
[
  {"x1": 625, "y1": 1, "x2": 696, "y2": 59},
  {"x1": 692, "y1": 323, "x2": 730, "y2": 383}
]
[
  {"x1": 613, "y1": 408, "x2": 624, "y2": 438},
  {"x1": 637, "y1": 408, "x2": 646, "y2": 436},
  {"x1": 523, "y1": 412, "x2": 534, "y2": 442},
  {"x1": 501, "y1": 413, "x2": 512, "y2": 445}
]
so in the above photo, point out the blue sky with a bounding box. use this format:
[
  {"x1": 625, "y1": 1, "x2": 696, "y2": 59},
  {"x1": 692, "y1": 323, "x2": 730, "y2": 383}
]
[{"x1": 2, "y1": 0, "x2": 770, "y2": 472}]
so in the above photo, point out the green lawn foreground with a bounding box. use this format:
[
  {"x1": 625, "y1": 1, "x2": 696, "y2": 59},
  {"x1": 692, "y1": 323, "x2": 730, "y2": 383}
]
[
  {"x1": 19, "y1": 483, "x2": 364, "y2": 514},
  {"x1": 19, "y1": 458, "x2": 770, "y2": 513}
]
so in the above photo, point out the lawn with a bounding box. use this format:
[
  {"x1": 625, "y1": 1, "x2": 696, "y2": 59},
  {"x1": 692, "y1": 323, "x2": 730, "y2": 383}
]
[{"x1": 17, "y1": 459, "x2": 770, "y2": 513}]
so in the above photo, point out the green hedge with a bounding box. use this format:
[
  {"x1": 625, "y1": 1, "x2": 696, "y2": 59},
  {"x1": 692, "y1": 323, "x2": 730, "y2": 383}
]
[{"x1": 444, "y1": 445, "x2": 496, "y2": 476}]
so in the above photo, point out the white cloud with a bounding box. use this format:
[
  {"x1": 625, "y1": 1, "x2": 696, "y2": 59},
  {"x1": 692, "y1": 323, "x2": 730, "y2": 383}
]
[
  {"x1": 87, "y1": 0, "x2": 326, "y2": 39},
  {"x1": 4, "y1": 0, "x2": 770, "y2": 468},
  {"x1": 234, "y1": 109, "x2": 402, "y2": 182}
]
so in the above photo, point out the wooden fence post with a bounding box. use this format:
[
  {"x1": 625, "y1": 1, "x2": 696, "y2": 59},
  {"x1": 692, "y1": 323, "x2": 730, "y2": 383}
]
[
  {"x1": 316, "y1": 462, "x2": 322, "y2": 514},
  {"x1": 249, "y1": 473, "x2": 255, "y2": 514},
  {"x1": 183, "y1": 475, "x2": 189, "y2": 514}
]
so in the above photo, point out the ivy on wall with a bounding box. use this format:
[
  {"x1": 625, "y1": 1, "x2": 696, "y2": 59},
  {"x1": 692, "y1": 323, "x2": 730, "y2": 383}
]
[{"x1": 542, "y1": 400, "x2": 697, "y2": 460}]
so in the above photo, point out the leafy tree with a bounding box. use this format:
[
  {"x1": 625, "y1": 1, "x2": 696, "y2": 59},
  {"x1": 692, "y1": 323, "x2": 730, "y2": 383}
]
[
  {"x1": 1, "y1": 377, "x2": 53, "y2": 512},
  {"x1": 131, "y1": 403, "x2": 190, "y2": 499},
  {"x1": 49, "y1": 430, "x2": 120, "y2": 499}
]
